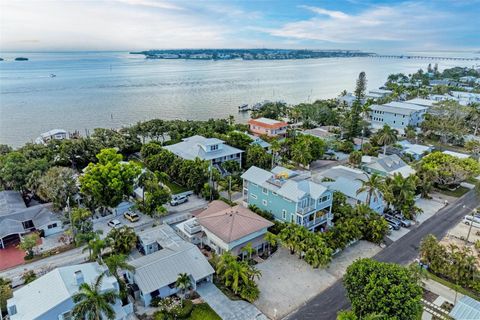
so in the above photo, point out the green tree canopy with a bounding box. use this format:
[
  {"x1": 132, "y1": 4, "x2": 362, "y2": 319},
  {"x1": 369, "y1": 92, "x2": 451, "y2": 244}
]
[
  {"x1": 80, "y1": 148, "x2": 141, "y2": 211},
  {"x1": 343, "y1": 258, "x2": 422, "y2": 320},
  {"x1": 417, "y1": 151, "x2": 480, "y2": 186},
  {"x1": 37, "y1": 166, "x2": 78, "y2": 210}
]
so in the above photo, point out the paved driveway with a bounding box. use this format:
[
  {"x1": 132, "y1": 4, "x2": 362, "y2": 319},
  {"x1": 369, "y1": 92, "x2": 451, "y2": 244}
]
[
  {"x1": 197, "y1": 282, "x2": 266, "y2": 320},
  {"x1": 255, "y1": 241, "x2": 381, "y2": 319}
]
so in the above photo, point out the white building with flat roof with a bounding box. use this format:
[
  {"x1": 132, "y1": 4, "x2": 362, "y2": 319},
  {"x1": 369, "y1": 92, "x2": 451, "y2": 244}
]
[{"x1": 370, "y1": 101, "x2": 428, "y2": 133}]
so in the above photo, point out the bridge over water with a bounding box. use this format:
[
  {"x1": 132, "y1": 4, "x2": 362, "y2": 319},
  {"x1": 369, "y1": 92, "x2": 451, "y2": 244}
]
[{"x1": 367, "y1": 54, "x2": 479, "y2": 61}]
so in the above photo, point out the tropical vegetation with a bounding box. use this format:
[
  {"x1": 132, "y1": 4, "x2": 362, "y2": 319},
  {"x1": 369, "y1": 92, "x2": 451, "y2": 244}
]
[{"x1": 343, "y1": 258, "x2": 423, "y2": 320}]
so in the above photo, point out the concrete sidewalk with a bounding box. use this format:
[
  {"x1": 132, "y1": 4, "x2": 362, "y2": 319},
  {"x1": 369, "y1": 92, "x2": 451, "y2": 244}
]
[
  {"x1": 197, "y1": 282, "x2": 267, "y2": 320},
  {"x1": 422, "y1": 278, "x2": 464, "y2": 304}
]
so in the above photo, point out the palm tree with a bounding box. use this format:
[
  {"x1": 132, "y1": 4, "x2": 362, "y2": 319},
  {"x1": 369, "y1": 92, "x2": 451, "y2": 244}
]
[
  {"x1": 106, "y1": 226, "x2": 137, "y2": 254},
  {"x1": 71, "y1": 273, "x2": 119, "y2": 320},
  {"x1": 356, "y1": 173, "x2": 384, "y2": 206},
  {"x1": 241, "y1": 243, "x2": 255, "y2": 261},
  {"x1": 224, "y1": 261, "x2": 250, "y2": 294},
  {"x1": 270, "y1": 140, "x2": 281, "y2": 169},
  {"x1": 376, "y1": 125, "x2": 397, "y2": 155},
  {"x1": 104, "y1": 254, "x2": 134, "y2": 299},
  {"x1": 264, "y1": 232, "x2": 277, "y2": 255},
  {"x1": 216, "y1": 252, "x2": 236, "y2": 279},
  {"x1": 83, "y1": 236, "x2": 106, "y2": 262},
  {"x1": 175, "y1": 273, "x2": 192, "y2": 303}
]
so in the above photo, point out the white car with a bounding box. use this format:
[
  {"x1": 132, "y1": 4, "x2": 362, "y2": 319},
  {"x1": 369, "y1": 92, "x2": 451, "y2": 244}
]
[{"x1": 107, "y1": 219, "x2": 122, "y2": 228}]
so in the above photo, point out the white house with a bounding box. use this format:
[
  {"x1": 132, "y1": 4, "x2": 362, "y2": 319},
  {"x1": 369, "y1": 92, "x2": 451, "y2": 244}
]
[
  {"x1": 127, "y1": 224, "x2": 214, "y2": 306},
  {"x1": 164, "y1": 135, "x2": 244, "y2": 166},
  {"x1": 362, "y1": 154, "x2": 415, "y2": 178},
  {"x1": 7, "y1": 262, "x2": 131, "y2": 320},
  {"x1": 370, "y1": 101, "x2": 428, "y2": 134},
  {"x1": 35, "y1": 129, "x2": 68, "y2": 144},
  {"x1": 318, "y1": 166, "x2": 384, "y2": 213}
]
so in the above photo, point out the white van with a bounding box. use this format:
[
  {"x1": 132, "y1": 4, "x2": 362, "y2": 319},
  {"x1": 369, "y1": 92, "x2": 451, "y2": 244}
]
[{"x1": 463, "y1": 215, "x2": 480, "y2": 228}]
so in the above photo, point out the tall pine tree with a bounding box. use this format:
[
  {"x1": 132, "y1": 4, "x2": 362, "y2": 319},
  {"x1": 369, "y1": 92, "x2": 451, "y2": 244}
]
[{"x1": 346, "y1": 71, "x2": 367, "y2": 139}]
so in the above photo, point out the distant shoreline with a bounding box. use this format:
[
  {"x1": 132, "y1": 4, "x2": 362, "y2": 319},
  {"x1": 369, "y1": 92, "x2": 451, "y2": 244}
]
[{"x1": 130, "y1": 49, "x2": 374, "y2": 61}]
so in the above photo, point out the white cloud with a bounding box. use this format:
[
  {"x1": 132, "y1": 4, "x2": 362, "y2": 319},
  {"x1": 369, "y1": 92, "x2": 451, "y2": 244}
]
[
  {"x1": 265, "y1": 3, "x2": 454, "y2": 46},
  {"x1": 299, "y1": 5, "x2": 348, "y2": 19},
  {"x1": 0, "y1": 0, "x2": 231, "y2": 50}
]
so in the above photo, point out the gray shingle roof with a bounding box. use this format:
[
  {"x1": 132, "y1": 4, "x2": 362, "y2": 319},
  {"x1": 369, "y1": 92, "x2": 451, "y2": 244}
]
[
  {"x1": 365, "y1": 154, "x2": 408, "y2": 173},
  {"x1": 0, "y1": 204, "x2": 59, "y2": 239},
  {"x1": 0, "y1": 191, "x2": 26, "y2": 216}
]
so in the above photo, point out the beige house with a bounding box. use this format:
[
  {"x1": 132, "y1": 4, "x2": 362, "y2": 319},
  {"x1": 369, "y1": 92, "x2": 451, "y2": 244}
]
[{"x1": 176, "y1": 201, "x2": 273, "y2": 257}]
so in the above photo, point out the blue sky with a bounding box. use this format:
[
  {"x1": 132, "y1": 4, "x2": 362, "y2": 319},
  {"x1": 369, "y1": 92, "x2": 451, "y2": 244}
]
[{"x1": 1, "y1": 0, "x2": 479, "y2": 53}]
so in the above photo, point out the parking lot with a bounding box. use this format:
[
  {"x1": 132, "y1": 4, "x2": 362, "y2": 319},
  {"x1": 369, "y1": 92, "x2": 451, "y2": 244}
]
[{"x1": 255, "y1": 241, "x2": 381, "y2": 319}]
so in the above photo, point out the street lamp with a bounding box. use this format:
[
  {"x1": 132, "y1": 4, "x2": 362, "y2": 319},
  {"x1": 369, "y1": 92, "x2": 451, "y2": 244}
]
[{"x1": 462, "y1": 205, "x2": 477, "y2": 245}]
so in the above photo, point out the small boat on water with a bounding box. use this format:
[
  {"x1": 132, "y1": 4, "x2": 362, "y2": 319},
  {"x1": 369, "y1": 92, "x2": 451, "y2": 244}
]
[
  {"x1": 50, "y1": 74, "x2": 56, "y2": 78},
  {"x1": 15, "y1": 57, "x2": 28, "y2": 61},
  {"x1": 238, "y1": 104, "x2": 249, "y2": 112}
]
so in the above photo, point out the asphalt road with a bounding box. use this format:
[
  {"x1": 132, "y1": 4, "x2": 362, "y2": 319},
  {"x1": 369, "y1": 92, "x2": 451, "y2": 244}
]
[{"x1": 288, "y1": 190, "x2": 479, "y2": 320}]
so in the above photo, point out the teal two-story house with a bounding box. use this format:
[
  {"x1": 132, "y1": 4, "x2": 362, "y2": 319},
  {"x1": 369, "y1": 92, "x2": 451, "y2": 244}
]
[{"x1": 241, "y1": 166, "x2": 333, "y2": 231}]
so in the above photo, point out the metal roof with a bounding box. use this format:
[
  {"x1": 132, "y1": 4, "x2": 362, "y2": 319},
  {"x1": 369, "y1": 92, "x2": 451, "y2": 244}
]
[
  {"x1": 164, "y1": 135, "x2": 244, "y2": 161},
  {"x1": 371, "y1": 102, "x2": 427, "y2": 115},
  {"x1": 241, "y1": 166, "x2": 329, "y2": 201},
  {"x1": 8, "y1": 262, "x2": 117, "y2": 320},
  {"x1": 130, "y1": 242, "x2": 214, "y2": 294},
  {"x1": 450, "y1": 296, "x2": 480, "y2": 320}
]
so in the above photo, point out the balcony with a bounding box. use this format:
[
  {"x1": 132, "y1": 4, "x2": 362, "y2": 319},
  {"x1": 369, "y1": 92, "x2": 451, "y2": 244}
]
[{"x1": 296, "y1": 205, "x2": 316, "y2": 215}]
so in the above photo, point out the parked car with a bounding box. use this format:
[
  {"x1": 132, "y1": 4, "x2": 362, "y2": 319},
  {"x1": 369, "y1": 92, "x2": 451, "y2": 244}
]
[
  {"x1": 463, "y1": 215, "x2": 480, "y2": 228},
  {"x1": 390, "y1": 213, "x2": 413, "y2": 228},
  {"x1": 108, "y1": 219, "x2": 122, "y2": 228},
  {"x1": 384, "y1": 216, "x2": 401, "y2": 230},
  {"x1": 124, "y1": 211, "x2": 140, "y2": 222},
  {"x1": 170, "y1": 194, "x2": 188, "y2": 206}
]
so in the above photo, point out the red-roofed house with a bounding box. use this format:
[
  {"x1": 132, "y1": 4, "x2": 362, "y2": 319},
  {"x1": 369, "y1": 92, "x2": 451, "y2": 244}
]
[
  {"x1": 176, "y1": 200, "x2": 273, "y2": 257},
  {"x1": 248, "y1": 117, "x2": 288, "y2": 137}
]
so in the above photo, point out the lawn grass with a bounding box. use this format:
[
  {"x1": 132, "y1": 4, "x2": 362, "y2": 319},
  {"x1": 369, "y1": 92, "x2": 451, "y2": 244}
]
[
  {"x1": 423, "y1": 270, "x2": 480, "y2": 301},
  {"x1": 190, "y1": 303, "x2": 221, "y2": 320},
  {"x1": 164, "y1": 180, "x2": 189, "y2": 195},
  {"x1": 434, "y1": 186, "x2": 470, "y2": 198}
]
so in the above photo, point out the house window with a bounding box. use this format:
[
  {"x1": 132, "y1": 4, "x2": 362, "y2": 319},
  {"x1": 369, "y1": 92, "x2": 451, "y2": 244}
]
[
  {"x1": 251, "y1": 193, "x2": 257, "y2": 199},
  {"x1": 282, "y1": 210, "x2": 287, "y2": 219},
  {"x1": 47, "y1": 223, "x2": 58, "y2": 229},
  {"x1": 22, "y1": 220, "x2": 34, "y2": 230},
  {"x1": 262, "y1": 187, "x2": 268, "y2": 195},
  {"x1": 211, "y1": 144, "x2": 218, "y2": 151},
  {"x1": 262, "y1": 199, "x2": 268, "y2": 206},
  {"x1": 321, "y1": 196, "x2": 328, "y2": 203},
  {"x1": 150, "y1": 289, "x2": 160, "y2": 298}
]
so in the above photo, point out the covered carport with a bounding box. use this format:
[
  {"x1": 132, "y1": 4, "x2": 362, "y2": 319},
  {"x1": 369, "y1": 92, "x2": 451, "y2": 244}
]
[{"x1": 0, "y1": 219, "x2": 25, "y2": 249}]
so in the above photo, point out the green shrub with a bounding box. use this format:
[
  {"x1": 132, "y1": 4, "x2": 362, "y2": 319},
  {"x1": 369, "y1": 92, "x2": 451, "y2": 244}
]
[
  {"x1": 153, "y1": 311, "x2": 172, "y2": 320},
  {"x1": 175, "y1": 300, "x2": 194, "y2": 319},
  {"x1": 239, "y1": 281, "x2": 260, "y2": 302}
]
